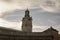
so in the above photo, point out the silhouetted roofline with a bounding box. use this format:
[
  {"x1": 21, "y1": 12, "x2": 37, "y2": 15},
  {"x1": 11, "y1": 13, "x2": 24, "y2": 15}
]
[{"x1": 44, "y1": 26, "x2": 58, "y2": 32}]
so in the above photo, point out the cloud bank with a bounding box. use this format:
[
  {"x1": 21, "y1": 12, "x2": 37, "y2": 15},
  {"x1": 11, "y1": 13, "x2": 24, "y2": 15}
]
[{"x1": 0, "y1": 0, "x2": 60, "y2": 13}]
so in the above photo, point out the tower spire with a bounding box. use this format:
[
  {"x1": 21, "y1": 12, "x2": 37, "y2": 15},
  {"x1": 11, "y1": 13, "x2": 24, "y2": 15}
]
[{"x1": 25, "y1": 8, "x2": 30, "y2": 17}]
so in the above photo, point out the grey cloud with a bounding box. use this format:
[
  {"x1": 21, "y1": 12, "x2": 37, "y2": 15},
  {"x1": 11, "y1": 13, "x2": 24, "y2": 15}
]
[{"x1": 1, "y1": 9, "x2": 60, "y2": 26}]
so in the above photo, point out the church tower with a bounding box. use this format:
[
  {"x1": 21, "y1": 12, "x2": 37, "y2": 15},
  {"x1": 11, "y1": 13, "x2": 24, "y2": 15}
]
[{"x1": 22, "y1": 9, "x2": 32, "y2": 32}]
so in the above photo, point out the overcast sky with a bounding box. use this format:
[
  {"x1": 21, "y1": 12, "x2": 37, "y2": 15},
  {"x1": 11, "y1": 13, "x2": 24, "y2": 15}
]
[{"x1": 0, "y1": 0, "x2": 60, "y2": 33}]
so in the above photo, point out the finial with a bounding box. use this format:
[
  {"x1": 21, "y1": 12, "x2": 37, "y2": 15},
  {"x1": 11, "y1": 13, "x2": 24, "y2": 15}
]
[
  {"x1": 25, "y1": 8, "x2": 29, "y2": 12},
  {"x1": 50, "y1": 26, "x2": 52, "y2": 28},
  {"x1": 50, "y1": 26, "x2": 52, "y2": 27},
  {"x1": 27, "y1": 8, "x2": 28, "y2": 10},
  {"x1": 26, "y1": 8, "x2": 29, "y2": 11},
  {"x1": 50, "y1": 26, "x2": 53, "y2": 29}
]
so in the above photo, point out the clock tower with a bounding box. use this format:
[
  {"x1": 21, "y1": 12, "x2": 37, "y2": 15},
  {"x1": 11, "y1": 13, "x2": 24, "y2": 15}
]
[{"x1": 22, "y1": 9, "x2": 32, "y2": 32}]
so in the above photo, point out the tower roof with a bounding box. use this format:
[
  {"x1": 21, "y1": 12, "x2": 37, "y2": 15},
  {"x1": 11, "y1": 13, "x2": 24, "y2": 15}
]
[
  {"x1": 25, "y1": 8, "x2": 29, "y2": 12},
  {"x1": 25, "y1": 8, "x2": 30, "y2": 17}
]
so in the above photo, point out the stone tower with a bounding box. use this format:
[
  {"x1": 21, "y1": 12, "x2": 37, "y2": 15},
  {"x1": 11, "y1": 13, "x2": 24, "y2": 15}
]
[{"x1": 22, "y1": 9, "x2": 32, "y2": 32}]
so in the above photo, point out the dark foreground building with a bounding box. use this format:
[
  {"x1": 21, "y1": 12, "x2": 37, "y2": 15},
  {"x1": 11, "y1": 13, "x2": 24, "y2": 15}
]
[{"x1": 0, "y1": 9, "x2": 60, "y2": 40}]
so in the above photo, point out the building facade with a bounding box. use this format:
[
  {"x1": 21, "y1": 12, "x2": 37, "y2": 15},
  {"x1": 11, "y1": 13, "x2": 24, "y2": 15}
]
[{"x1": 0, "y1": 9, "x2": 59, "y2": 40}]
